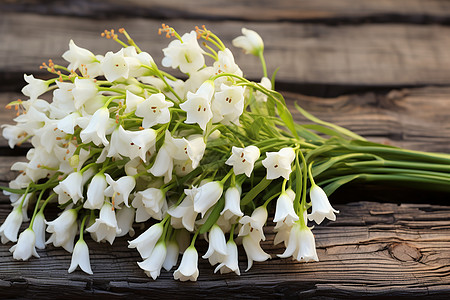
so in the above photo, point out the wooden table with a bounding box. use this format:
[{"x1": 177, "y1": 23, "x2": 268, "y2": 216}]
[{"x1": 1, "y1": 1, "x2": 449, "y2": 298}]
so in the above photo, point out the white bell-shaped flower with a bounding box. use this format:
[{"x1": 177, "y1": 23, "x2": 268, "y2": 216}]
[
  {"x1": 107, "y1": 125, "x2": 133, "y2": 160},
  {"x1": 2, "y1": 125, "x2": 27, "y2": 149},
  {"x1": 131, "y1": 198, "x2": 150, "y2": 223},
  {"x1": 165, "y1": 131, "x2": 206, "y2": 169},
  {"x1": 173, "y1": 159, "x2": 195, "y2": 177},
  {"x1": 32, "y1": 211, "x2": 46, "y2": 249},
  {"x1": 123, "y1": 90, "x2": 145, "y2": 114},
  {"x1": 127, "y1": 128, "x2": 157, "y2": 162},
  {"x1": 53, "y1": 171, "x2": 84, "y2": 205},
  {"x1": 220, "y1": 185, "x2": 243, "y2": 221},
  {"x1": 273, "y1": 192, "x2": 299, "y2": 226},
  {"x1": 0, "y1": 207, "x2": 23, "y2": 244},
  {"x1": 162, "y1": 31, "x2": 205, "y2": 74},
  {"x1": 273, "y1": 222, "x2": 291, "y2": 247},
  {"x1": 83, "y1": 94, "x2": 107, "y2": 115},
  {"x1": 124, "y1": 46, "x2": 155, "y2": 78},
  {"x1": 62, "y1": 40, "x2": 97, "y2": 71},
  {"x1": 232, "y1": 28, "x2": 264, "y2": 56},
  {"x1": 68, "y1": 239, "x2": 93, "y2": 275},
  {"x1": 184, "y1": 67, "x2": 214, "y2": 94},
  {"x1": 137, "y1": 241, "x2": 167, "y2": 280},
  {"x1": 51, "y1": 81, "x2": 76, "y2": 118},
  {"x1": 163, "y1": 240, "x2": 179, "y2": 271},
  {"x1": 211, "y1": 83, "x2": 245, "y2": 125},
  {"x1": 21, "y1": 74, "x2": 48, "y2": 99},
  {"x1": 116, "y1": 205, "x2": 136, "y2": 237},
  {"x1": 202, "y1": 224, "x2": 227, "y2": 266},
  {"x1": 238, "y1": 206, "x2": 268, "y2": 241},
  {"x1": 213, "y1": 48, "x2": 243, "y2": 86},
  {"x1": 168, "y1": 187, "x2": 198, "y2": 231},
  {"x1": 100, "y1": 48, "x2": 130, "y2": 82},
  {"x1": 57, "y1": 111, "x2": 81, "y2": 135},
  {"x1": 149, "y1": 145, "x2": 173, "y2": 183},
  {"x1": 173, "y1": 246, "x2": 199, "y2": 282},
  {"x1": 72, "y1": 78, "x2": 98, "y2": 109},
  {"x1": 84, "y1": 173, "x2": 107, "y2": 210},
  {"x1": 242, "y1": 231, "x2": 271, "y2": 272},
  {"x1": 86, "y1": 202, "x2": 121, "y2": 245},
  {"x1": 80, "y1": 107, "x2": 113, "y2": 146},
  {"x1": 278, "y1": 223, "x2": 319, "y2": 262},
  {"x1": 262, "y1": 147, "x2": 296, "y2": 180},
  {"x1": 10, "y1": 194, "x2": 31, "y2": 222},
  {"x1": 254, "y1": 77, "x2": 272, "y2": 102},
  {"x1": 9, "y1": 228, "x2": 39, "y2": 260},
  {"x1": 128, "y1": 223, "x2": 163, "y2": 259},
  {"x1": 135, "y1": 93, "x2": 174, "y2": 128},
  {"x1": 46, "y1": 209, "x2": 78, "y2": 252},
  {"x1": 104, "y1": 174, "x2": 136, "y2": 207},
  {"x1": 133, "y1": 188, "x2": 166, "y2": 221},
  {"x1": 179, "y1": 80, "x2": 214, "y2": 131},
  {"x1": 193, "y1": 181, "x2": 223, "y2": 217},
  {"x1": 226, "y1": 145, "x2": 260, "y2": 177},
  {"x1": 214, "y1": 240, "x2": 240, "y2": 275},
  {"x1": 308, "y1": 185, "x2": 339, "y2": 225},
  {"x1": 115, "y1": 125, "x2": 150, "y2": 160}
]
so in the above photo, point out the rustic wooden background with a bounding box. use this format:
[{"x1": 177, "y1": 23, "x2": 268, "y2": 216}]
[{"x1": 1, "y1": 1, "x2": 450, "y2": 298}]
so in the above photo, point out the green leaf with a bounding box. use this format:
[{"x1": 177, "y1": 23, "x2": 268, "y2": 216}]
[
  {"x1": 199, "y1": 197, "x2": 225, "y2": 234},
  {"x1": 294, "y1": 103, "x2": 365, "y2": 141},
  {"x1": 248, "y1": 117, "x2": 265, "y2": 140},
  {"x1": 271, "y1": 67, "x2": 280, "y2": 89},
  {"x1": 321, "y1": 174, "x2": 361, "y2": 195},
  {"x1": 269, "y1": 91, "x2": 299, "y2": 139},
  {"x1": 294, "y1": 124, "x2": 323, "y2": 141},
  {"x1": 301, "y1": 124, "x2": 344, "y2": 138},
  {"x1": 241, "y1": 178, "x2": 272, "y2": 206},
  {"x1": 312, "y1": 153, "x2": 382, "y2": 177}
]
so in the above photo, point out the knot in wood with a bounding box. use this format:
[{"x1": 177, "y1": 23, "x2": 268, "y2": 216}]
[{"x1": 388, "y1": 242, "x2": 422, "y2": 262}]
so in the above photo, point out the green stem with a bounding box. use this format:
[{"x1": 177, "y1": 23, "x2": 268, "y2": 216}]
[
  {"x1": 308, "y1": 162, "x2": 316, "y2": 186},
  {"x1": 190, "y1": 231, "x2": 199, "y2": 247},
  {"x1": 79, "y1": 215, "x2": 89, "y2": 241},
  {"x1": 143, "y1": 65, "x2": 183, "y2": 102},
  {"x1": 228, "y1": 223, "x2": 236, "y2": 242},
  {"x1": 293, "y1": 150, "x2": 302, "y2": 213},
  {"x1": 298, "y1": 150, "x2": 308, "y2": 224},
  {"x1": 102, "y1": 95, "x2": 124, "y2": 108},
  {"x1": 346, "y1": 160, "x2": 450, "y2": 173},
  {"x1": 263, "y1": 191, "x2": 281, "y2": 208},
  {"x1": 38, "y1": 193, "x2": 56, "y2": 214},
  {"x1": 258, "y1": 51, "x2": 268, "y2": 78},
  {"x1": 346, "y1": 145, "x2": 450, "y2": 164},
  {"x1": 29, "y1": 189, "x2": 46, "y2": 228},
  {"x1": 220, "y1": 169, "x2": 234, "y2": 185}
]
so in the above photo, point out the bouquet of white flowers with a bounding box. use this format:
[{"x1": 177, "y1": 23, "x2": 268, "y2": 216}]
[{"x1": 1, "y1": 25, "x2": 449, "y2": 281}]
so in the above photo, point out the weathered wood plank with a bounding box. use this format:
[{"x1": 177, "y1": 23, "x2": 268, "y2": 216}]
[
  {"x1": 2, "y1": 0, "x2": 450, "y2": 23},
  {"x1": 2, "y1": 12, "x2": 450, "y2": 87},
  {"x1": 0, "y1": 87, "x2": 448, "y2": 153},
  {"x1": 0, "y1": 200, "x2": 449, "y2": 298},
  {"x1": 0, "y1": 156, "x2": 26, "y2": 183},
  {"x1": 286, "y1": 86, "x2": 450, "y2": 153}
]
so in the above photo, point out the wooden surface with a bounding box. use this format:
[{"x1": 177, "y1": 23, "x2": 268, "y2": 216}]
[
  {"x1": 1, "y1": 1, "x2": 450, "y2": 299},
  {"x1": 1, "y1": 199, "x2": 449, "y2": 299}
]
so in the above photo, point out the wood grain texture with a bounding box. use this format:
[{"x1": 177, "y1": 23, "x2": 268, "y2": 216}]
[
  {"x1": 286, "y1": 86, "x2": 450, "y2": 153},
  {"x1": 2, "y1": 0, "x2": 450, "y2": 23},
  {"x1": 2, "y1": 12, "x2": 450, "y2": 88},
  {"x1": 1, "y1": 0, "x2": 450, "y2": 297},
  {"x1": 0, "y1": 87, "x2": 448, "y2": 153},
  {"x1": 0, "y1": 200, "x2": 449, "y2": 299}
]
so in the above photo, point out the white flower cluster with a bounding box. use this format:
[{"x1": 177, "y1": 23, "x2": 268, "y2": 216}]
[{"x1": 0, "y1": 26, "x2": 339, "y2": 281}]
